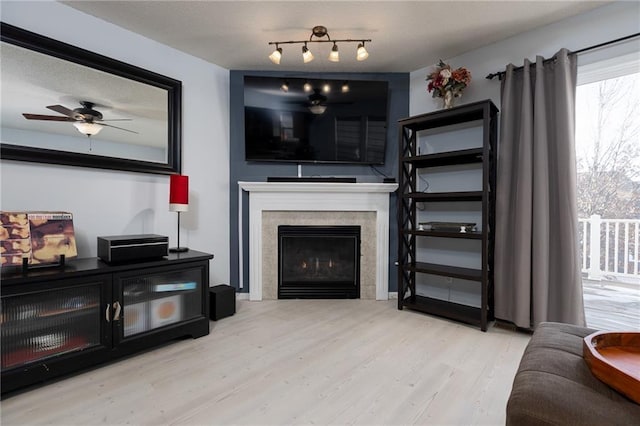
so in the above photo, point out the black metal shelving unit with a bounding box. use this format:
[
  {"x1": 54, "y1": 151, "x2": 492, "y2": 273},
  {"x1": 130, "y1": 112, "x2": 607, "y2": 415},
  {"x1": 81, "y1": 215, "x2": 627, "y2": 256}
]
[{"x1": 397, "y1": 100, "x2": 498, "y2": 331}]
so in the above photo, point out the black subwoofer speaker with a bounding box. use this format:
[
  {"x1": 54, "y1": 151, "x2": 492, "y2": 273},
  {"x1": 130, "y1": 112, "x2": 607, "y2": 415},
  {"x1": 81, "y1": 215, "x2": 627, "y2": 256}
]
[{"x1": 209, "y1": 285, "x2": 236, "y2": 320}]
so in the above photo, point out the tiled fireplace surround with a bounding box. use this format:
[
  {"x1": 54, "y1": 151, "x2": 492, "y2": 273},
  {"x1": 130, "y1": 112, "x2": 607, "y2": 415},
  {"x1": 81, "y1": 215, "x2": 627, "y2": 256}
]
[{"x1": 238, "y1": 182, "x2": 398, "y2": 300}]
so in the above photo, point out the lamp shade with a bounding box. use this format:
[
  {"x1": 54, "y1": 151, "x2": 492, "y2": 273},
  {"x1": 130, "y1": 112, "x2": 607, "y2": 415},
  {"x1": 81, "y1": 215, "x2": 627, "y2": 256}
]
[
  {"x1": 269, "y1": 47, "x2": 282, "y2": 64},
  {"x1": 302, "y1": 45, "x2": 314, "y2": 63},
  {"x1": 308, "y1": 104, "x2": 327, "y2": 115},
  {"x1": 328, "y1": 44, "x2": 339, "y2": 62},
  {"x1": 169, "y1": 174, "x2": 189, "y2": 212},
  {"x1": 356, "y1": 43, "x2": 369, "y2": 61},
  {"x1": 73, "y1": 121, "x2": 103, "y2": 136}
]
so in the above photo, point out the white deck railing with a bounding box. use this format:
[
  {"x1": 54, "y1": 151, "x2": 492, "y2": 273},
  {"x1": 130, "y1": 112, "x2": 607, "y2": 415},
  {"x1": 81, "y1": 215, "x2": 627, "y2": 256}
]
[{"x1": 579, "y1": 215, "x2": 640, "y2": 279}]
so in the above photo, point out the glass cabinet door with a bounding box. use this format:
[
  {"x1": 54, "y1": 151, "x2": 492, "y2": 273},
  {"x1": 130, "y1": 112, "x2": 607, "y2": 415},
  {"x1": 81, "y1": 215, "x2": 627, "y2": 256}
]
[
  {"x1": 118, "y1": 267, "x2": 203, "y2": 339},
  {"x1": 1, "y1": 284, "x2": 102, "y2": 371}
]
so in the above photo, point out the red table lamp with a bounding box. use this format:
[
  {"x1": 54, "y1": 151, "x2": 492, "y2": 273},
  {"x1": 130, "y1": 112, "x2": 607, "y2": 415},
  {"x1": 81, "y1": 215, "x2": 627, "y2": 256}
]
[{"x1": 169, "y1": 174, "x2": 189, "y2": 252}]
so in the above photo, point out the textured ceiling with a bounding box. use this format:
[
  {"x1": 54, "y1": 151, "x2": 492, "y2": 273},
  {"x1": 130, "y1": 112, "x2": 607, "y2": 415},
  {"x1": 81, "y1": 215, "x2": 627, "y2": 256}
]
[
  {"x1": 61, "y1": 1, "x2": 610, "y2": 73},
  {"x1": 0, "y1": 1, "x2": 611, "y2": 152}
]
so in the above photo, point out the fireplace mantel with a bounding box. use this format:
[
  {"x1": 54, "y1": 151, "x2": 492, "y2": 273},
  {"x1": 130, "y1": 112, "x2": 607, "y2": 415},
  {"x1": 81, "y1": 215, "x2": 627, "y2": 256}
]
[
  {"x1": 239, "y1": 181, "x2": 398, "y2": 194},
  {"x1": 238, "y1": 181, "x2": 398, "y2": 301}
]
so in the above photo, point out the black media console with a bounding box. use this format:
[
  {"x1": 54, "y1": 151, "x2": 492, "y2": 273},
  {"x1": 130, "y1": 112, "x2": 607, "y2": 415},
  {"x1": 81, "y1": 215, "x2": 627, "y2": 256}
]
[{"x1": 1, "y1": 250, "x2": 213, "y2": 395}]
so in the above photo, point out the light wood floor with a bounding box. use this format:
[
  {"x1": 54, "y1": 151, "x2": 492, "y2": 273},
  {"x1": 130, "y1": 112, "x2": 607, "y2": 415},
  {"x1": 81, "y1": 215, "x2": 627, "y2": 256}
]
[{"x1": 1, "y1": 300, "x2": 530, "y2": 426}]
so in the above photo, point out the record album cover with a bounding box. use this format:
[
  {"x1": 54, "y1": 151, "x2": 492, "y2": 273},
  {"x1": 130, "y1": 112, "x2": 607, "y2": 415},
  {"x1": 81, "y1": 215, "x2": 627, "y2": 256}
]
[{"x1": 1, "y1": 211, "x2": 78, "y2": 267}]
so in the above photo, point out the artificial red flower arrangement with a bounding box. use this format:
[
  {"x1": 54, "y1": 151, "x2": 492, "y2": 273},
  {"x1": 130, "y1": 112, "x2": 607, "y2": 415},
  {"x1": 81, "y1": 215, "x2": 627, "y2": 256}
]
[{"x1": 426, "y1": 60, "x2": 471, "y2": 106}]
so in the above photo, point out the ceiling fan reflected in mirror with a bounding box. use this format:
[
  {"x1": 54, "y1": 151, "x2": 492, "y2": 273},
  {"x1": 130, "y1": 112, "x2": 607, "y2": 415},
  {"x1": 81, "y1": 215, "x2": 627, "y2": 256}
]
[{"x1": 22, "y1": 101, "x2": 137, "y2": 137}]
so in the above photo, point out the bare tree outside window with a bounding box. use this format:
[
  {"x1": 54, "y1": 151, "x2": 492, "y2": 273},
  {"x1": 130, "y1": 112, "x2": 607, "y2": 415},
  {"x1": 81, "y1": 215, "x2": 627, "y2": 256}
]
[{"x1": 576, "y1": 73, "x2": 640, "y2": 218}]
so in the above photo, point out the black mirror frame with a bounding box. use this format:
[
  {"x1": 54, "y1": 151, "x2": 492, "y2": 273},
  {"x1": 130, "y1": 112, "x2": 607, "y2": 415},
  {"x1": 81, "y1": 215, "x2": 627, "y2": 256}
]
[{"x1": 0, "y1": 22, "x2": 182, "y2": 175}]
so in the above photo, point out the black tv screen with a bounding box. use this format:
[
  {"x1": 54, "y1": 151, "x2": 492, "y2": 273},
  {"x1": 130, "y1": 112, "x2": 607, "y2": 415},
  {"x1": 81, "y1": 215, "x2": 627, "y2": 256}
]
[{"x1": 244, "y1": 76, "x2": 389, "y2": 164}]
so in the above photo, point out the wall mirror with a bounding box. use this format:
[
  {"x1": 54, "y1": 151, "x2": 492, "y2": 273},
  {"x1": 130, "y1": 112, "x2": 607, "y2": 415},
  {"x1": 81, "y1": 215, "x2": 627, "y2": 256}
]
[{"x1": 0, "y1": 23, "x2": 182, "y2": 174}]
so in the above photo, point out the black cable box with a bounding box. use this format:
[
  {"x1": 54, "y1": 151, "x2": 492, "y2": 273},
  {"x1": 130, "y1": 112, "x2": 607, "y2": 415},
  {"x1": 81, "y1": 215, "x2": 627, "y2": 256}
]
[{"x1": 98, "y1": 234, "x2": 168, "y2": 263}]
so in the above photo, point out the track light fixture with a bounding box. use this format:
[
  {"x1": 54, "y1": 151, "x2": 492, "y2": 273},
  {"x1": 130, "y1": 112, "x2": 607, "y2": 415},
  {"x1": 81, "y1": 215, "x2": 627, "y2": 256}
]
[{"x1": 268, "y1": 25, "x2": 371, "y2": 64}]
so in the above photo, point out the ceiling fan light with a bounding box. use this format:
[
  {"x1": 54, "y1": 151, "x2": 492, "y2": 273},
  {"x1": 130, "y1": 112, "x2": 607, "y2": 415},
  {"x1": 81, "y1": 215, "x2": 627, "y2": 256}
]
[
  {"x1": 308, "y1": 104, "x2": 327, "y2": 115},
  {"x1": 356, "y1": 43, "x2": 369, "y2": 61},
  {"x1": 329, "y1": 44, "x2": 340, "y2": 62},
  {"x1": 302, "y1": 45, "x2": 314, "y2": 63},
  {"x1": 73, "y1": 121, "x2": 102, "y2": 136},
  {"x1": 269, "y1": 47, "x2": 282, "y2": 64}
]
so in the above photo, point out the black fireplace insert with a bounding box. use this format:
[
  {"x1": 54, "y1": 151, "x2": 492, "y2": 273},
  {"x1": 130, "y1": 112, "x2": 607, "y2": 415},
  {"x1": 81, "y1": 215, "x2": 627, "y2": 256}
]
[{"x1": 278, "y1": 225, "x2": 360, "y2": 299}]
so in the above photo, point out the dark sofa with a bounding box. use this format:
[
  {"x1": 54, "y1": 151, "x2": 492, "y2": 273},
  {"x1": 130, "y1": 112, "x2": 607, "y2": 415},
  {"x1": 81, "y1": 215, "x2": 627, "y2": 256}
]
[{"x1": 506, "y1": 322, "x2": 640, "y2": 425}]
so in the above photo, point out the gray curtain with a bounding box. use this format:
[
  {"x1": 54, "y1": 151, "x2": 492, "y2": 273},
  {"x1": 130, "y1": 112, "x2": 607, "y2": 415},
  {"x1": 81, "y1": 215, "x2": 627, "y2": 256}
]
[{"x1": 494, "y1": 48, "x2": 585, "y2": 329}]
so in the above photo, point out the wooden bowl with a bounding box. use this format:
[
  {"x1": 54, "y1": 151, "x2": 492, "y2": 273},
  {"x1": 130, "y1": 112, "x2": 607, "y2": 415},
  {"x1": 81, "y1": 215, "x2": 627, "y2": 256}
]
[{"x1": 583, "y1": 331, "x2": 640, "y2": 404}]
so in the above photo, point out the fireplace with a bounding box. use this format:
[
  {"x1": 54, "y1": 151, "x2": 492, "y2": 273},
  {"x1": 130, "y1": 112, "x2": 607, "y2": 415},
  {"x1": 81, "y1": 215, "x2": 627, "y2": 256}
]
[
  {"x1": 278, "y1": 225, "x2": 360, "y2": 299},
  {"x1": 238, "y1": 181, "x2": 397, "y2": 300}
]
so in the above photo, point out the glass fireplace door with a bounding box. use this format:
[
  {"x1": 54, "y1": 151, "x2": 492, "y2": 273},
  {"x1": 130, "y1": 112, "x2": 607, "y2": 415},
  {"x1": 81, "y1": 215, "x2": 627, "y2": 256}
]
[{"x1": 278, "y1": 225, "x2": 361, "y2": 299}]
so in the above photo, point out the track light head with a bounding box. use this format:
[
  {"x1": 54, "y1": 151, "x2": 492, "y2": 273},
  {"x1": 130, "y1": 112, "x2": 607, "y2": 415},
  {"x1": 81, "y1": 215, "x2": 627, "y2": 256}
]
[
  {"x1": 269, "y1": 46, "x2": 282, "y2": 64},
  {"x1": 329, "y1": 43, "x2": 340, "y2": 62},
  {"x1": 281, "y1": 81, "x2": 289, "y2": 92},
  {"x1": 356, "y1": 42, "x2": 369, "y2": 61},
  {"x1": 302, "y1": 44, "x2": 314, "y2": 63}
]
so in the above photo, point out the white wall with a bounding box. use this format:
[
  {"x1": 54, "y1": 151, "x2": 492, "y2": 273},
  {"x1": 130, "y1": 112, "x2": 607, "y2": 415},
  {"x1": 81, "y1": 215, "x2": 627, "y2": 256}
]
[
  {"x1": 410, "y1": 1, "x2": 640, "y2": 115},
  {"x1": 0, "y1": 1, "x2": 231, "y2": 285}
]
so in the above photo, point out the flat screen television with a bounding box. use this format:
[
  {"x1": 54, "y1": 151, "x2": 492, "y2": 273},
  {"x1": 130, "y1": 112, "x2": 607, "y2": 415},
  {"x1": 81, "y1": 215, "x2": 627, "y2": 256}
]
[{"x1": 244, "y1": 76, "x2": 389, "y2": 164}]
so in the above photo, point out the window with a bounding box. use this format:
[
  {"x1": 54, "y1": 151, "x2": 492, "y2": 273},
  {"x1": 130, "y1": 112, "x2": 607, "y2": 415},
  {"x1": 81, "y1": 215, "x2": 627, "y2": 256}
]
[{"x1": 576, "y1": 50, "x2": 640, "y2": 330}]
